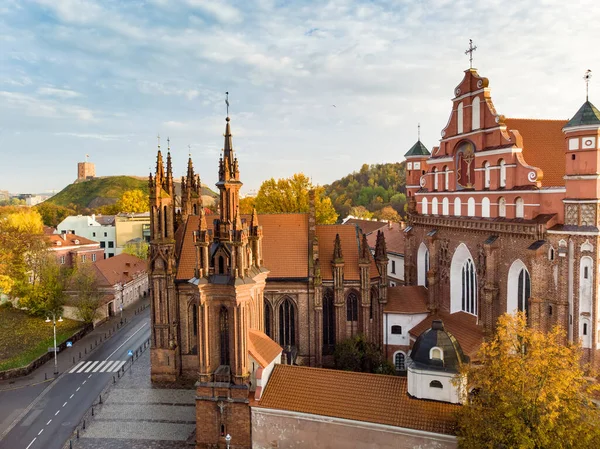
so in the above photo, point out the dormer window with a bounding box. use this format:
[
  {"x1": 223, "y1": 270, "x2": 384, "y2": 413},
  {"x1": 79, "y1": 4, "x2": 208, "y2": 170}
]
[
  {"x1": 74, "y1": 239, "x2": 80, "y2": 245},
  {"x1": 430, "y1": 346, "x2": 443, "y2": 360}
]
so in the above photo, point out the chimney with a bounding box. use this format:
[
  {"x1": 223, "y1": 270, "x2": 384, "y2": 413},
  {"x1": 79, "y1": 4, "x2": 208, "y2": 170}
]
[
  {"x1": 61, "y1": 230, "x2": 67, "y2": 240},
  {"x1": 91, "y1": 214, "x2": 95, "y2": 221},
  {"x1": 388, "y1": 220, "x2": 393, "y2": 229}
]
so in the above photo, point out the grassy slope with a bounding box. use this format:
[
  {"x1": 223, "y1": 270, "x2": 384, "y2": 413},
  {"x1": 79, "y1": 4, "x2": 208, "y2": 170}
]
[
  {"x1": 46, "y1": 176, "x2": 218, "y2": 209},
  {"x1": 0, "y1": 306, "x2": 84, "y2": 371}
]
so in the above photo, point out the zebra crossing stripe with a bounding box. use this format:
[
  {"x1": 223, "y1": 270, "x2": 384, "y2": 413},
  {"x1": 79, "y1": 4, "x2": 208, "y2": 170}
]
[
  {"x1": 77, "y1": 361, "x2": 93, "y2": 373},
  {"x1": 92, "y1": 361, "x2": 107, "y2": 372},
  {"x1": 102, "y1": 361, "x2": 119, "y2": 372},
  {"x1": 84, "y1": 361, "x2": 99, "y2": 373},
  {"x1": 111, "y1": 361, "x2": 127, "y2": 372},
  {"x1": 69, "y1": 362, "x2": 85, "y2": 373}
]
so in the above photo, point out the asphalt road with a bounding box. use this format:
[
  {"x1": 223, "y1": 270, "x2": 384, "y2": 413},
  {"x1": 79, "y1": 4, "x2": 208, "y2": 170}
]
[{"x1": 0, "y1": 309, "x2": 150, "y2": 449}]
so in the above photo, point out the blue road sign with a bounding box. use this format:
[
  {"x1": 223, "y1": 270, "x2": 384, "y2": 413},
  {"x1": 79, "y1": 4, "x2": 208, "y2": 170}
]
[
  {"x1": 128, "y1": 350, "x2": 133, "y2": 356},
  {"x1": 66, "y1": 341, "x2": 72, "y2": 348}
]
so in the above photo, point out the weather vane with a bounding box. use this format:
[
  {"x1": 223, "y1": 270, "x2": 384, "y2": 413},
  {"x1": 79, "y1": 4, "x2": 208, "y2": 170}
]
[
  {"x1": 465, "y1": 39, "x2": 477, "y2": 69},
  {"x1": 584, "y1": 69, "x2": 592, "y2": 101},
  {"x1": 225, "y1": 91, "x2": 230, "y2": 116}
]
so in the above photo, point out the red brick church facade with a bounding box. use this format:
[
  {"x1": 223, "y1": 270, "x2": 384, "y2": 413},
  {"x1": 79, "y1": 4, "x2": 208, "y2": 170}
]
[{"x1": 403, "y1": 67, "x2": 600, "y2": 368}]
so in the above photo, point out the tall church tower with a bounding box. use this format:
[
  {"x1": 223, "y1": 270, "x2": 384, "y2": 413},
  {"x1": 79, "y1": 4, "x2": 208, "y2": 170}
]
[
  {"x1": 149, "y1": 140, "x2": 179, "y2": 382},
  {"x1": 194, "y1": 115, "x2": 268, "y2": 449}
]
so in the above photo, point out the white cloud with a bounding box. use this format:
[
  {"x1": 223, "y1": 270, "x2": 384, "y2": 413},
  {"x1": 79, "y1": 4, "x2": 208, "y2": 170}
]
[
  {"x1": 185, "y1": 0, "x2": 243, "y2": 24},
  {"x1": 37, "y1": 87, "x2": 81, "y2": 98}
]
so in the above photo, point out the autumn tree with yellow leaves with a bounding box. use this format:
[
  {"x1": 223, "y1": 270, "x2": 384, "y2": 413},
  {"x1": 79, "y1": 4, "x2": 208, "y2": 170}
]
[
  {"x1": 456, "y1": 312, "x2": 600, "y2": 449},
  {"x1": 253, "y1": 173, "x2": 338, "y2": 224}
]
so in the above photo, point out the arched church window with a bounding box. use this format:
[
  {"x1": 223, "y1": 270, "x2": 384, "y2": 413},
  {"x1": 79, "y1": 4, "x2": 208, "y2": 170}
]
[
  {"x1": 218, "y1": 256, "x2": 225, "y2": 274},
  {"x1": 454, "y1": 197, "x2": 462, "y2": 216},
  {"x1": 517, "y1": 268, "x2": 531, "y2": 316},
  {"x1": 264, "y1": 299, "x2": 272, "y2": 338},
  {"x1": 484, "y1": 161, "x2": 491, "y2": 188},
  {"x1": 443, "y1": 166, "x2": 449, "y2": 190},
  {"x1": 394, "y1": 352, "x2": 406, "y2": 371},
  {"x1": 456, "y1": 141, "x2": 476, "y2": 189},
  {"x1": 219, "y1": 306, "x2": 230, "y2": 366},
  {"x1": 472, "y1": 96, "x2": 480, "y2": 130},
  {"x1": 515, "y1": 197, "x2": 524, "y2": 218},
  {"x1": 279, "y1": 298, "x2": 296, "y2": 348},
  {"x1": 346, "y1": 292, "x2": 359, "y2": 322},
  {"x1": 462, "y1": 259, "x2": 477, "y2": 315},
  {"x1": 467, "y1": 197, "x2": 475, "y2": 217},
  {"x1": 498, "y1": 197, "x2": 506, "y2": 217},
  {"x1": 481, "y1": 197, "x2": 490, "y2": 218},
  {"x1": 421, "y1": 198, "x2": 428, "y2": 215},
  {"x1": 499, "y1": 159, "x2": 506, "y2": 187},
  {"x1": 431, "y1": 197, "x2": 439, "y2": 215},
  {"x1": 442, "y1": 197, "x2": 449, "y2": 216},
  {"x1": 417, "y1": 243, "x2": 429, "y2": 287},
  {"x1": 323, "y1": 289, "x2": 335, "y2": 354},
  {"x1": 433, "y1": 167, "x2": 438, "y2": 191},
  {"x1": 457, "y1": 102, "x2": 464, "y2": 134}
]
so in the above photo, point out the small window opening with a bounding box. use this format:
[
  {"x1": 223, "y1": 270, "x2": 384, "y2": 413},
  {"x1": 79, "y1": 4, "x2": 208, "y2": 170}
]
[
  {"x1": 584, "y1": 266, "x2": 589, "y2": 279},
  {"x1": 572, "y1": 154, "x2": 576, "y2": 160},
  {"x1": 391, "y1": 325, "x2": 402, "y2": 335},
  {"x1": 584, "y1": 322, "x2": 588, "y2": 336},
  {"x1": 548, "y1": 305, "x2": 553, "y2": 316},
  {"x1": 220, "y1": 424, "x2": 225, "y2": 437},
  {"x1": 430, "y1": 380, "x2": 443, "y2": 389}
]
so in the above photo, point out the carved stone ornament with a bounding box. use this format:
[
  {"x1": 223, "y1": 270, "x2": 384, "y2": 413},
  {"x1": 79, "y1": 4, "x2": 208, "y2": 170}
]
[
  {"x1": 565, "y1": 204, "x2": 578, "y2": 226},
  {"x1": 420, "y1": 176, "x2": 426, "y2": 187},
  {"x1": 580, "y1": 204, "x2": 596, "y2": 226},
  {"x1": 581, "y1": 239, "x2": 594, "y2": 252},
  {"x1": 477, "y1": 244, "x2": 486, "y2": 279}
]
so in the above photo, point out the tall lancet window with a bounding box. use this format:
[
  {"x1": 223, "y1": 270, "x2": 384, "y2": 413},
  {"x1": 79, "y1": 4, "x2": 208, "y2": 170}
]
[
  {"x1": 219, "y1": 306, "x2": 230, "y2": 366},
  {"x1": 461, "y1": 259, "x2": 477, "y2": 315},
  {"x1": 279, "y1": 298, "x2": 296, "y2": 347},
  {"x1": 323, "y1": 289, "x2": 335, "y2": 354},
  {"x1": 346, "y1": 291, "x2": 359, "y2": 337},
  {"x1": 264, "y1": 299, "x2": 272, "y2": 338},
  {"x1": 433, "y1": 167, "x2": 439, "y2": 191},
  {"x1": 484, "y1": 161, "x2": 491, "y2": 188},
  {"x1": 517, "y1": 268, "x2": 531, "y2": 316}
]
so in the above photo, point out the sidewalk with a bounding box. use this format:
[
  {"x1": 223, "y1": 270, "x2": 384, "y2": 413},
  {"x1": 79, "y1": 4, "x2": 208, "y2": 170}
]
[{"x1": 0, "y1": 296, "x2": 150, "y2": 393}]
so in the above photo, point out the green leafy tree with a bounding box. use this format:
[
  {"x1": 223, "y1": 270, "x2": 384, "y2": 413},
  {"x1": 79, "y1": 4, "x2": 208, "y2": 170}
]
[
  {"x1": 334, "y1": 334, "x2": 395, "y2": 375},
  {"x1": 456, "y1": 312, "x2": 600, "y2": 449},
  {"x1": 348, "y1": 205, "x2": 373, "y2": 219},
  {"x1": 18, "y1": 256, "x2": 68, "y2": 316},
  {"x1": 254, "y1": 173, "x2": 338, "y2": 224},
  {"x1": 69, "y1": 262, "x2": 103, "y2": 324},
  {"x1": 34, "y1": 202, "x2": 77, "y2": 227},
  {"x1": 122, "y1": 241, "x2": 149, "y2": 260}
]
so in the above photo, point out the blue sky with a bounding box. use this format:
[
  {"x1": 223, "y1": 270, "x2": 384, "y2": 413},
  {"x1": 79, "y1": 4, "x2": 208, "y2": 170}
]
[{"x1": 1, "y1": 0, "x2": 599, "y2": 195}]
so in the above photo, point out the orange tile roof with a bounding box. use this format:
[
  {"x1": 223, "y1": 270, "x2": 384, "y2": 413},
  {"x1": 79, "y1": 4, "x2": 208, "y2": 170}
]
[
  {"x1": 409, "y1": 311, "x2": 483, "y2": 359},
  {"x1": 366, "y1": 222, "x2": 405, "y2": 255},
  {"x1": 385, "y1": 286, "x2": 429, "y2": 314},
  {"x1": 344, "y1": 218, "x2": 387, "y2": 235},
  {"x1": 316, "y1": 225, "x2": 379, "y2": 280},
  {"x1": 248, "y1": 329, "x2": 282, "y2": 368},
  {"x1": 504, "y1": 118, "x2": 568, "y2": 187},
  {"x1": 260, "y1": 214, "x2": 308, "y2": 278},
  {"x1": 94, "y1": 253, "x2": 147, "y2": 287},
  {"x1": 258, "y1": 364, "x2": 458, "y2": 434},
  {"x1": 47, "y1": 233, "x2": 99, "y2": 247}
]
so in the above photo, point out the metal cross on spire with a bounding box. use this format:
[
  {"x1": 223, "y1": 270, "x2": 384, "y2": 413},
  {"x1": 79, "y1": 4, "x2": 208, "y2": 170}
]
[
  {"x1": 188, "y1": 144, "x2": 192, "y2": 157},
  {"x1": 157, "y1": 133, "x2": 161, "y2": 149},
  {"x1": 465, "y1": 39, "x2": 477, "y2": 69},
  {"x1": 584, "y1": 69, "x2": 592, "y2": 102},
  {"x1": 225, "y1": 91, "x2": 230, "y2": 116},
  {"x1": 167, "y1": 137, "x2": 170, "y2": 151},
  {"x1": 418, "y1": 123, "x2": 421, "y2": 141}
]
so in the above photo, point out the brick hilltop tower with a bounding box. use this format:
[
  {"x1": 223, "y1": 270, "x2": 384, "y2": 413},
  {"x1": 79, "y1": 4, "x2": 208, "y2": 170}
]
[
  {"x1": 193, "y1": 115, "x2": 269, "y2": 449},
  {"x1": 149, "y1": 139, "x2": 179, "y2": 382}
]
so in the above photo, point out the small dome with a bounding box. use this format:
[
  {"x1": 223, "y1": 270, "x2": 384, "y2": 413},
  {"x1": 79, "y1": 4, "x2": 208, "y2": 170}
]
[{"x1": 410, "y1": 320, "x2": 468, "y2": 372}]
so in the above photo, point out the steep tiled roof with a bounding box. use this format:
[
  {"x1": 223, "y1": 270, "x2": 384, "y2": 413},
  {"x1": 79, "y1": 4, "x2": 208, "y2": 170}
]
[
  {"x1": 366, "y1": 222, "x2": 405, "y2": 255},
  {"x1": 248, "y1": 329, "x2": 282, "y2": 368},
  {"x1": 316, "y1": 225, "x2": 379, "y2": 280},
  {"x1": 385, "y1": 286, "x2": 429, "y2": 314},
  {"x1": 343, "y1": 218, "x2": 387, "y2": 235},
  {"x1": 564, "y1": 101, "x2": 600, "y2": 128},
  {"x1": 94, "y1": 253, "x2": 147, "y2": 287},
  {"x1": 48, "y1": 233, "x2": 99, "y2": 247},
  {"x1": 409, "y1": 311, "x2": 483, "y2": 359},
  {"x1": 504, "y1": 118, "x2": 567, "y2": 187},
  {"x1": 404, "y1": 140, "x2": 431, "y2": 157},
  {"x1": 258, "y1": 364, "x2": 458, "y2": 435}
]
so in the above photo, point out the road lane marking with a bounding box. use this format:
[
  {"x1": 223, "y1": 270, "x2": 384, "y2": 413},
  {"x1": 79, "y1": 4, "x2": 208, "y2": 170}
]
[
  {"x1": 55, "y1": 410, "x2": 60, "y2": 416},
  {"x1": 38, "y1": 429, "x2": 43, "y2": 435},
  {"x1": 69, "y1": 361, "x2": 85, "y2": 373},
  {"x1": 111, "y1": 361, "x2": 127, "y2": 372},
  {"x1": 92, "y1": 360, "x2": 107, "y2": 372},
  {"x1": 104, "y1": 322, "x2": 148, "y2": 360},
  {"x1": 88, "y1": 374, "x2": 92, "y2": 378},
  {"x1": 102, "y1": 361, "x2": 118, "y2": 372},
  {"x1": 26, "y1": 437, "x2": 36, "y2": 449},
  {"x1": 77, "y1": 361, "x2": 92, "y2": 373},
  {"x1": 63, "y1": 402, "x2": 67, "y2": 407},
  {"x1": 84, "y1": 361, "x2": 98, "y2": 372},
  {"x1": 70, "y1": 394, "x2": 74, "y2": 399},
  {"x1": 82, "y1": 380, "x2": 86, "y2": 385},
  {"x1": 76, "y1": 387, "x2": 80, "y2": 392},
  {"x1": 46, "y1": 419, "x2": 51, "y2": 425}
]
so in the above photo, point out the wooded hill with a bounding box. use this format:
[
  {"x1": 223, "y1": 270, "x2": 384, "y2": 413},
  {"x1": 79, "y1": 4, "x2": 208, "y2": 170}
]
[{"x1": 324, "y1": 162, "x2": 406, "y2": 220}]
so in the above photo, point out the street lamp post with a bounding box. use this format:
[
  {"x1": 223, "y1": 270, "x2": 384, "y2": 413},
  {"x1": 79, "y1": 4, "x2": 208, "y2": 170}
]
[
  {"x1": 45, "y1": 312, "x2": 63, "y2": 375},
  {"x1": 225, "y1": 434, "x2": 231, "y2": 449}
]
